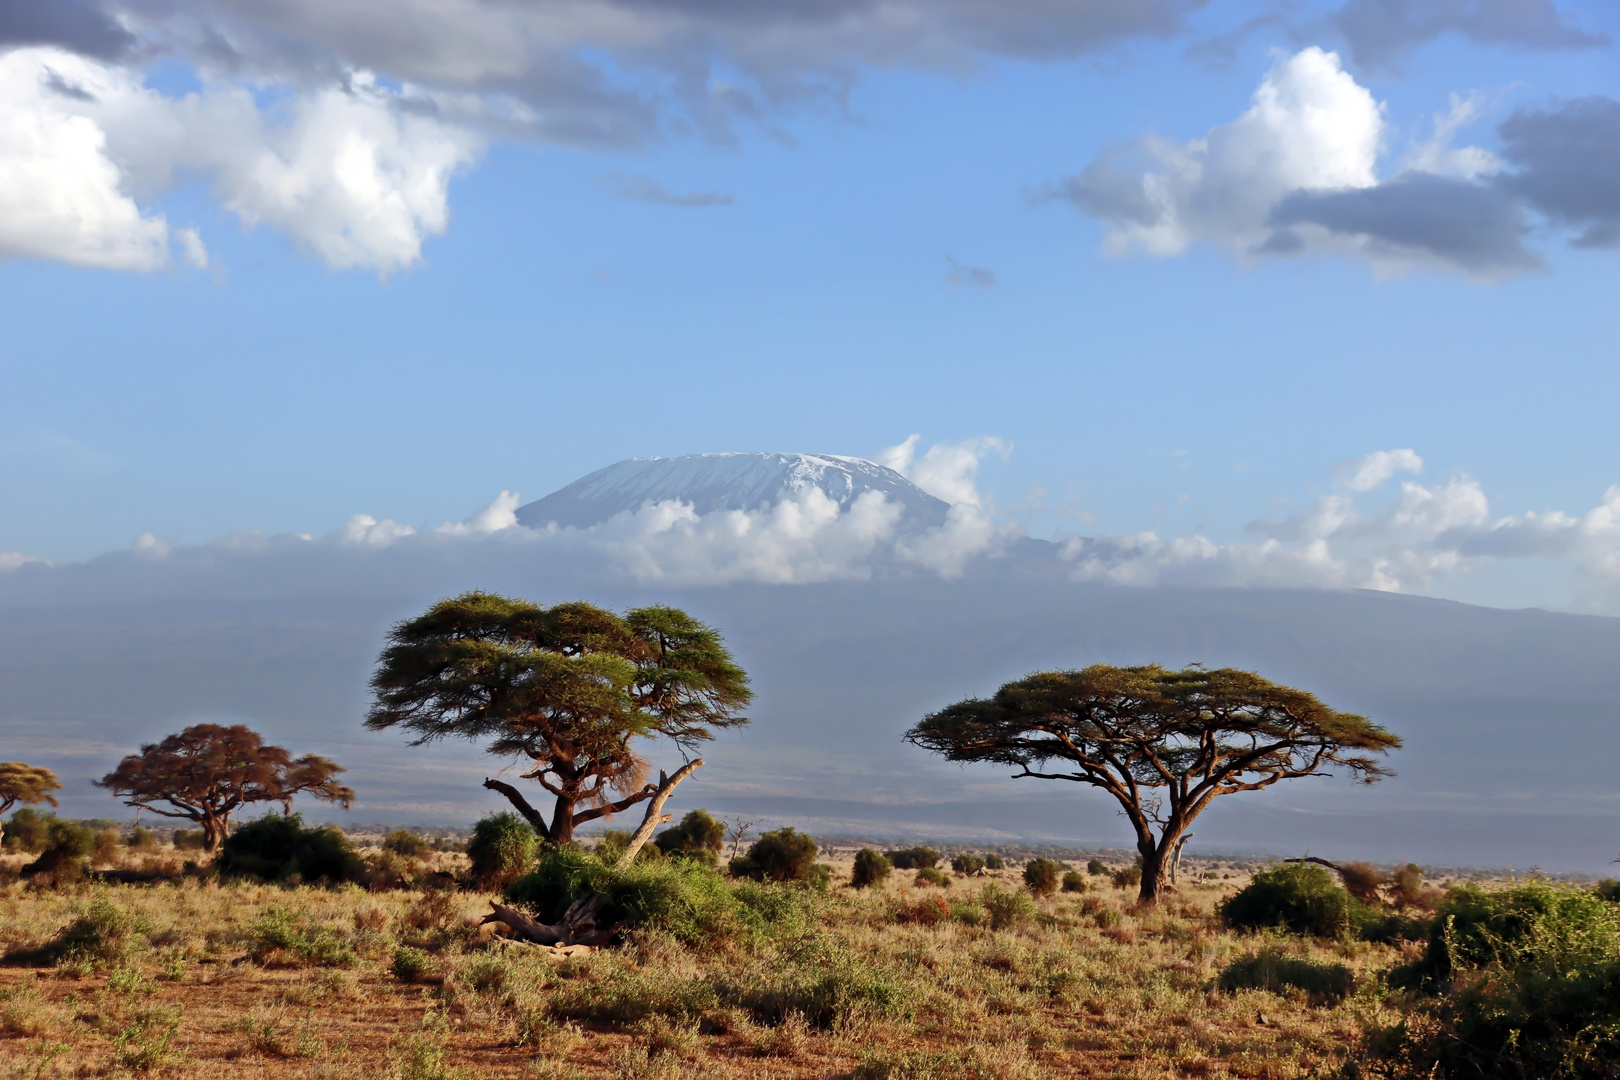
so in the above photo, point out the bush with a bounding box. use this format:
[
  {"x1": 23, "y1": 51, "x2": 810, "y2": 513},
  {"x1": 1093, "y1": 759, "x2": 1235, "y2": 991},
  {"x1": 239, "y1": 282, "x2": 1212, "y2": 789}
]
[
  {"x1": 466, "y1": 813, "x2": 540, "y2": 889},
  {"x1": 171, "y1": 829, "x2": 207, "y2": 851},
  {"x1": 1337, "y1": 860, "x2": 1387, "y2": 902},
  {"x1": 1221, "y1": 864, "x2": 1362, "y2": 938},
  {"x1": 731, "y1": 827, "x2": 821, "y2": 883},
  {"x1": 914, "y1": 867, "x2": 949, "y2": 888},
  {"x1": 1086, "y1": 858, "x2": 1107, "y2": 876},
  {"x1": 125, "y1": 826, "x2": 158, "y2": 851},
  {"x1": 19, "y1": 818, "x2": 96, "y2": 882},
  {"x1": 12, "y1": 896, "x2": 146, "y2": 969},
  {"x1": 897, "y1": 896, "x2": 950, "y2": 925},
  {"x1": 506, "y1": 845, "x2": 752, "y2": 946},
  {"x1": 654, "y1": 810, "x2": 726, "y2": 864},
  {"x1": 883, "y1": 846, "x2": 940, "y2": 870},
  {"x1": 218, "y1": 813, "x2": 359, "y2": 883},
  {"x1": 1, "y1": 808, "x2": 54, "y2": 853},
  {"x1": 1388, "y1": 862, "x2": 1440, "y2": 909},
  {"x1": 851, "y1": 849, "x2": 892, "y2": 889},
  {"x1": 1596, "y1": 879, "x2": 1620, "y2": 903},
  {"x1": 249, "y1": 906, "x2": 356, "y2": 967},
  {"x1": 950, "y1": 853, "x2": 985, "y2": 876},
  {"x1": 982, "y1": 853, "x2": 1005, "y2": 871},
  {"x1": 980, "y1": 885, "x2": 1035, "y2": 931},
  {"x1": 1023, "y1": 858, "x2": 1062, "y2": 897},
  {"x1": 1218, "y1": 950, "x2": 1355, "y2": 1004},
  {"x1": 1061, "y1": 871, "x2": 1087, "y2": 893},
  {"x1": 1363, "y1": 882, "x2": 1620, "y2": 1078},
  {"x1": 1111, "y1": 866, "x2": 1142, "y2": 890},
  {"x1": 383, "y1": 829, "x2": 431, "y2": 858},
  {"x1": 392, "y1": 945, "x2": 433, "y2": 982}
]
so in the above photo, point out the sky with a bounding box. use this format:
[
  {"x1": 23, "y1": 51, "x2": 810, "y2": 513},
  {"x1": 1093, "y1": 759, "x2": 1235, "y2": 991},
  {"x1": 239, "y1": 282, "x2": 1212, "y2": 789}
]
[{"x1": 3, "y1": 0, "x2": 1620, "y2": 613}]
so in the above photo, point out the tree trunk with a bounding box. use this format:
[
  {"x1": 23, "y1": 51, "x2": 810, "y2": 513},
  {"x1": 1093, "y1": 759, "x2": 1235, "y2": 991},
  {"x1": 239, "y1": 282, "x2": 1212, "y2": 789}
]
[
  {"x1": 550, "y1": 792, "x2": 578, "y2": 846},
  {"x1": 203, "y1": 813, "x2": 224, "y2": 852},
  {"x1": 615, "y1": 759, "x2": 703, "y2": 869},
  {"x1": 1137, "y1": 841, "x2": 1166, "y2": 903}
]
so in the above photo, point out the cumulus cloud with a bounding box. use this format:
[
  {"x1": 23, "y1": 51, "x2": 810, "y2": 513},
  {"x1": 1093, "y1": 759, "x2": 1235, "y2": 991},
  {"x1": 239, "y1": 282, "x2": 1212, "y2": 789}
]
[
  {"x1": 876, "y1": 435, "x2": 1007, "y2": 507},
  {"x1": 1062, "y1": 448, "x2": 1620, "y2": 602},
  {"x1": 1057, "y1": 47, "x2": 1614, "y2": 279},
  {"x1": 0, "y1": 47, "x2": 480, "y2": 273}
]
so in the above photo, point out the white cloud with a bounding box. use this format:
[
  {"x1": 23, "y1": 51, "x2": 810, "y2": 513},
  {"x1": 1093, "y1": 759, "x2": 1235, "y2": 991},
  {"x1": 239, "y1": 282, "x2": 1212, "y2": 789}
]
[
  {"x1": 876, "y1": 435, "x2": 1007, "y2": 507},
  {"x1": 0, "y1": 551, "x2": 49, "y2": 572},
  {"x1": 334, "y1": 513, "x2": 416, "y2": 546},
  {"x1": 436, "y1": 490, "x2": 521, "y2": 536},
  {"x1": 1338, "y1": 448, "x2": 1423, "y2": 492},
  {"x1": 1062, "y1": 450, "x2": 1620, "y2": 604},
  {"x1": 1062, "y1": 47, "x2": 1382, "y2": 257},
  {"x1": 1057, "y1": 47, "x2": 1540, "y2": 278},
  {"x1": 0, "y1": 47, "x2": 480, "y2": 274},
  {"x1": 0, "y1": 48, "x2": 171, "y2": 269}
]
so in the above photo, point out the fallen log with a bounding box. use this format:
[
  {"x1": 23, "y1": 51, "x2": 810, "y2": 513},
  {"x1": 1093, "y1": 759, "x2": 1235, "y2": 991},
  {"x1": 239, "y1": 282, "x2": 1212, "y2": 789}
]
[{"x1": 480, "y1": 891, "x2": 618, "y2": 947}]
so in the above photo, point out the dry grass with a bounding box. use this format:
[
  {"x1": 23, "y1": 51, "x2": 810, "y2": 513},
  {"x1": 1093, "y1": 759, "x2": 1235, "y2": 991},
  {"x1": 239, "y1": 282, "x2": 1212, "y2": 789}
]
[{"x1": 0, "y1": 850, "x2": 1404, "y2": 1079}]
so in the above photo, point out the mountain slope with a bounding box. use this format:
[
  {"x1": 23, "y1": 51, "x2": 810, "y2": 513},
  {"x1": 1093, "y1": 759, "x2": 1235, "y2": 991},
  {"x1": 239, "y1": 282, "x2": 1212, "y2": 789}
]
[{"x1": 515, "y1": 453, "x2": 952, "y2": 531}]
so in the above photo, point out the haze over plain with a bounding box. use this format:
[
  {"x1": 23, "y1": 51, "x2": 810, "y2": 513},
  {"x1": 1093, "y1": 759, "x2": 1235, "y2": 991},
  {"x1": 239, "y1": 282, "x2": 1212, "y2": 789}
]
[{"x1": 1, "y1": 0, "x2": 1617, "y2": 870}]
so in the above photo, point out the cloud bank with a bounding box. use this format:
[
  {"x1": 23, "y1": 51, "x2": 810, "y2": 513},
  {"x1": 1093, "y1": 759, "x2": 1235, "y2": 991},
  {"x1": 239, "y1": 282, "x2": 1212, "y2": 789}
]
[
  {"x1": 1057, "y1": 47, "x2": 1620, "y2": 279},
  {"x1": 1064, "y1": 448, "x2": 1620, "y2": 603}
]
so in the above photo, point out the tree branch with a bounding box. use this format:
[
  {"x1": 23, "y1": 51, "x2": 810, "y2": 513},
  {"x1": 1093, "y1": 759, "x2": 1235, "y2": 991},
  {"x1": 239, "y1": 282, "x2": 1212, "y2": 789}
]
[
  {"x1": 482, "y1": 778, "x2": 551, "y2": 838},
  {"x1": 615, "y1": 759, "x2": 703, "y2": 869}
]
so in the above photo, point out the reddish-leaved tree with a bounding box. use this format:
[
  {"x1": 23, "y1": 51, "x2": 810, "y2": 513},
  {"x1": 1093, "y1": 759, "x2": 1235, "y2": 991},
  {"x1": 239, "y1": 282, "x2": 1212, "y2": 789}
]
[{"x1": 96, "y1": 724, "x2": 354, "y2": 851}]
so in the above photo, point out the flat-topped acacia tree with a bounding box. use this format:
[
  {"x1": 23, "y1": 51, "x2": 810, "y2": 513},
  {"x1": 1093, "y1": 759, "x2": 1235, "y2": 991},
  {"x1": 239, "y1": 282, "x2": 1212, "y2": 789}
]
[
  {"x1": 365, "y1": 592, "x2": 751, "y2": 847},
  {"x1": 904, "y1": 664, "x2": 1400, "y2": 903},
  {"x1": 96, "y1": 724, "x2": 354, "y2": 851},
  {"x1": 0, "y1": 762, "x2": 62, "y2": 848}
]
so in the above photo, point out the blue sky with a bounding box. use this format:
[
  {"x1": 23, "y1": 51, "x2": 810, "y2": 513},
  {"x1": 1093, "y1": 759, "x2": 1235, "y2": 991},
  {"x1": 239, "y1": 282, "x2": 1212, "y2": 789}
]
[{"x1": 2, "y1": 0, "x2": 1619, "y2": 610}]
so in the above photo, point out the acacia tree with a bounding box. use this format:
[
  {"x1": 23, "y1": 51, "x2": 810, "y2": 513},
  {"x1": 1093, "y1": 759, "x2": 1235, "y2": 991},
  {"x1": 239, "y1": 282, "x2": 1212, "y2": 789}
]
[
  {"x1": 0, "y1": 763, "x2": 62, "y2": 848},
  {"x1": 904, "y1": 664, "x2": 1400, "y2": 902},
  {"x1": 366, "y1": 592, "x2": 751, "y2": 846},
  {"x1": 95, "y1": 724, "x2": 355, "y2": 851}
]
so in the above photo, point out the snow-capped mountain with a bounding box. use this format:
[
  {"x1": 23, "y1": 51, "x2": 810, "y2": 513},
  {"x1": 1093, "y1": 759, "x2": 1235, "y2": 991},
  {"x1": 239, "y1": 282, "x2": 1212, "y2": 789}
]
[{"x1": 515, "y1": 453, "x2": 952, "y2": 531}]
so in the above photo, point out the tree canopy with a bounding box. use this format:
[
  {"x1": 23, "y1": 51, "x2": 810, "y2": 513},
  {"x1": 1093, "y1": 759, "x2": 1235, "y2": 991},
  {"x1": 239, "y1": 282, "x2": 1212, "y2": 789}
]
[
  {"x1": 95, "y1": 724, "x2": 354, "y2": 851},
  {"x1": 0, "y1": 762, "x2": 62, "y2": 848},
  {"x1": 904, "y1": 664, "x2": 1400, "y2": 901},
  {"x1": 365, "y1": 591, "x2": 751, "y2": 845}
]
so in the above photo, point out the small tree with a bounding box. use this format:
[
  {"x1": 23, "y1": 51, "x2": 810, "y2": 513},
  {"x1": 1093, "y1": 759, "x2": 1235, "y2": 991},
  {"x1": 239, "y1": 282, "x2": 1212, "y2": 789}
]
[
  {"x1": 852, "y1": 848, "x2": 893, "y2": 888},
  {"x1": 655, "y1": 809, "x2": 726, "y2": 862},
  {"x1": 1023, "y1": 858, "x2": 1062, "y2": 897},
  {"x1": 95, "y1": 724, "x2": 354, "y2": 851},
  {"x1": 366, "y1": 593, "x2": 751, "y2": 846},
  {"x1": 0, "y1": 763, "x2": 62, "y2": 849},
  {"x1": 905, "y1": 664, "x2": 1399, "y2": 902},
  {"x1": 730, "y1": 826, "x2": 820, "y2": 882}
]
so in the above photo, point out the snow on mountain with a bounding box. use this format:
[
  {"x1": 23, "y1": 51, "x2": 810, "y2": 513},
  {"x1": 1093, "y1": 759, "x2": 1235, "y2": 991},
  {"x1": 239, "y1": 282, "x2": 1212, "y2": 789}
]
[{"x1": 515, "y1": 453, "x2": 953, "y2": 531}]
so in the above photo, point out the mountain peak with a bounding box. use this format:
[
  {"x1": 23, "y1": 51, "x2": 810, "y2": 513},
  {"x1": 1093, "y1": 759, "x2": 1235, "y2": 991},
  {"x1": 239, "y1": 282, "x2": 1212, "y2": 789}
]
[{"x1": 515, "y1": 452, "x2": 951, "y2": 531}]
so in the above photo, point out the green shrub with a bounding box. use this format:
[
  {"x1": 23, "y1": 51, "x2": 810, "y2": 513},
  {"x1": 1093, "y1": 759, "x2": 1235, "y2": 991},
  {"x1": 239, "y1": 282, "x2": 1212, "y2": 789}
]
[
  {"x1": 950, "y1": 853, "x2": 985, "y2": 876},
  {"x1": 15, "y1": 895, "x2": 146, "y2": 969},
  {"x1": 1, "y1": 808, "x2": 55, "y2": 853},
  {"x1": 218, "y1": 814, "x2": 359, "y2": 883},
  {"x1": 249, "y1": 906, "x2": 356, "y2": 967},
  {"x1": 19, "y1": 818, "x2": 96, "y2": 881},
  {"x1": 1390, "y1": 880, "x2": 1620, "y2": 992},
  {"x1": 1111, "y1": 865, "x2": 1142, "y2": 890},
  {"x1": 171, "y1": 829, "x2": 207, "y2": 851},
  {"x1": 392, "y1": 945, "x2": 432, "y2": 982},
  {"x1": 1023, "y1": 858, "x2": 1062, "y2": 898},
  {"x1": 914, "y1": 867, "x2": 949, "y2": 888},
  {"x1": 506, "y1": 845, "x2": 752, "y2": 946},
  {"x1": 1594, "y1": 879, "x2": 1620, "y2": 903},
  {"x1": 883, "y1": 846, "x2": 940, "y2": 870},
  {"x1": 1221, "y1": 864, "x2": 1361, "y2": 938},
  {"x1": 383, "y1": 829, "x2": 431, "y2": 858},
  {"x1": 730, "y1": 827, "x2": 821, "y2": 883},
  {"x1": 1218, "y1": 950, "x2": 1354, "y2": 1004},
  {"x1": 654, "y1": 810, "x2": 725, "y2": 863},
  {"x1": 125, "y1": 826, "x2": 158, "y2": 850},
  {"x1": 467, "y1": 813, "x2": 540, "y2": 889},
  {"x1": 982, "y1": 853, "x2": 1005, "y2": 871},
  {"x1": 980, "y1": 885, "x2": 1035, "y2": 931},
  {"x1": 1061, "y1": 871, "x2": 1087, "y2": 893},
  {"x1": 718, "y1": 940, "x2": 910, "y2": 1029},
  {"x1": 851, "y1": 848, "x2": 892, "y2": 889},
  {"x1": 731, "y1": 880, "x2": 823, "y2": 938},
  {"x1": 1086, "y1": 858, "x2": 1107, "y2": 876},
  {"x1": 1362, "y1": 883, "x2": 1620, "y2": 1078}
]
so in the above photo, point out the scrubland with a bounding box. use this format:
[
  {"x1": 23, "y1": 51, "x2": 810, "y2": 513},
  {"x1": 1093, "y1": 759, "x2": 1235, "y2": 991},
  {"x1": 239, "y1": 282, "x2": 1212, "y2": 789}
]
[{"x1": 0, "y1": 838, "x2": 1611, "y2": 1080}]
